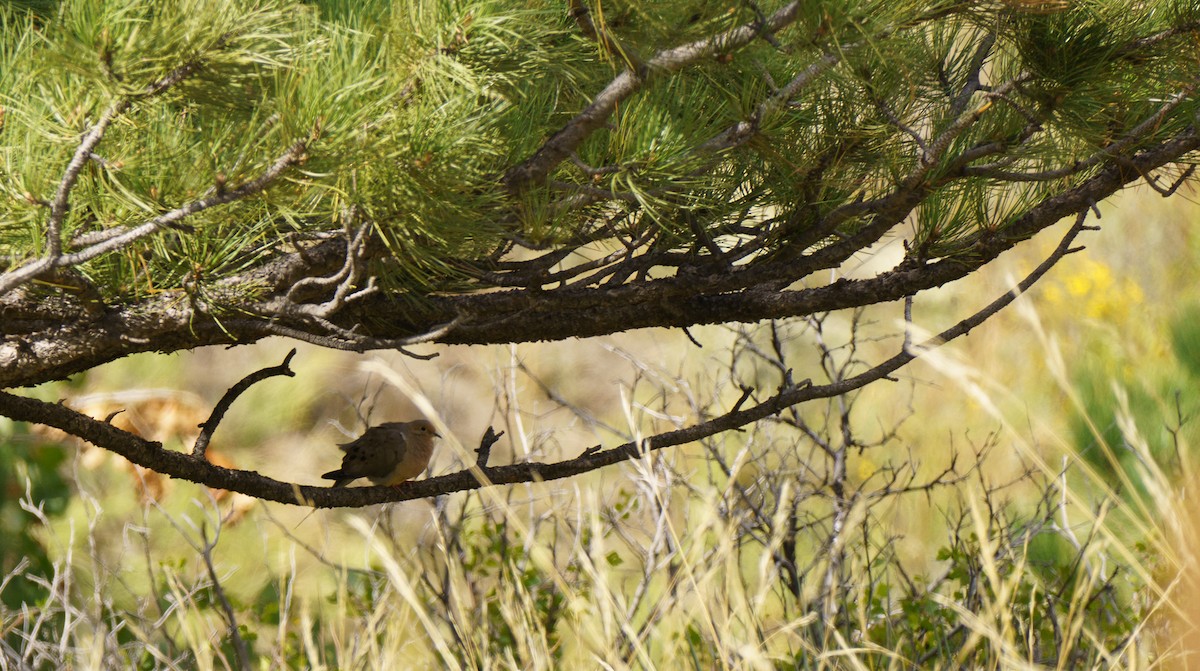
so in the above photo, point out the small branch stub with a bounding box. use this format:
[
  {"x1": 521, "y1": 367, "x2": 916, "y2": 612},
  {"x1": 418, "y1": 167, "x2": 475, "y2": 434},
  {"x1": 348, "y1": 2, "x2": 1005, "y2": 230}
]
[{"x1": 476, "y1": 426, "x2": 505, "y2": 467}]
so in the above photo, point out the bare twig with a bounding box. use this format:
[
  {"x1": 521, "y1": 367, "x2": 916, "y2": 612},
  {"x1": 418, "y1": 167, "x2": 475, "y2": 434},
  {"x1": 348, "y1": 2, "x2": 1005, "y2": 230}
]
[
  {"x1": 1144, "y1": 164, "x2": 1196, "y2": 197},
  {"x1": 248, "y1": 316, "x2": 459, "y2": 359},
  {"x1": 517, "y1": 360, "x2": 628, "y2": 438},
  {"x1": 196, "y1": 523, "x2": 253, "y2": 670},
  {"x1": 285, "y1": 221, "x2": 376, "y2": 316},
  {"x1": 192, "y1": 349, "x2": 298, "y2": 460},
  {"x1": 475, "y1": 426, "x2": 505, "y2": 467}
]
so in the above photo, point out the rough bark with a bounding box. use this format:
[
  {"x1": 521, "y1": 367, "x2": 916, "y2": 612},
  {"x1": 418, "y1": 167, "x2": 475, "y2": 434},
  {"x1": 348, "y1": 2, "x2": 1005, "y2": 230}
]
[{"x1": 3, "y1": 127, "x2": 1194, "y2": 389}]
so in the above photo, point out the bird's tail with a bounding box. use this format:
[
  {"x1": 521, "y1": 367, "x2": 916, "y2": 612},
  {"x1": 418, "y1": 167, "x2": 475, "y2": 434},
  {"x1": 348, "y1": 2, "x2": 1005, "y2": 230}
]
[{"x1": 321, "y1": 469, "x2": 354, "y2": 488}]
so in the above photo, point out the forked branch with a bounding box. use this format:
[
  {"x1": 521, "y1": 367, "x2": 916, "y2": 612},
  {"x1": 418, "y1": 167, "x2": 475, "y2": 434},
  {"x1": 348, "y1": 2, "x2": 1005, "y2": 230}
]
[{"x1": 0, "y1": 210, "x2": 1091, "y2": 507}]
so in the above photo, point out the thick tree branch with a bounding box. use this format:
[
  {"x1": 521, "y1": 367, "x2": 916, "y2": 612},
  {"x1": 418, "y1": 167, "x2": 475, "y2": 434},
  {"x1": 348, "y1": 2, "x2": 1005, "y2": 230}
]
[
  {"x1": 0, "y1": 211, "x2": 1089, "y2": 506},
  {"x1": 3, "y1": 12, "x2": 1198, "y2": 392},
  {"x1": 1, "y1": 122, "x2": 1193, "y2": 388}
]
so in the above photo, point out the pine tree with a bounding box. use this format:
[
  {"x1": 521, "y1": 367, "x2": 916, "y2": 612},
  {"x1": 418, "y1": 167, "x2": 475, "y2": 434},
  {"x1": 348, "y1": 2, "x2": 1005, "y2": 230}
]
[{"x1": 2, "y1": 0, "x2": 1198, "y2": 503}]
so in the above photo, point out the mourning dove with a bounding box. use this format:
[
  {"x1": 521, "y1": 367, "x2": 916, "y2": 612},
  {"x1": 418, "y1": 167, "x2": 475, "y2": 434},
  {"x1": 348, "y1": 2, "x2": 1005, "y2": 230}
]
[{"x1": 321, "y1": 420, "x2": 441, "y2": 487}]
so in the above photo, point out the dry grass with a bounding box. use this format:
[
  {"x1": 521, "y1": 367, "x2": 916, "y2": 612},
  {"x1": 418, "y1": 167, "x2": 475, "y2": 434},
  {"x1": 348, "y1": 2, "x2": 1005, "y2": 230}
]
[{"x1": 4, "y1": 188, "x2": 1200, "y2": 669}]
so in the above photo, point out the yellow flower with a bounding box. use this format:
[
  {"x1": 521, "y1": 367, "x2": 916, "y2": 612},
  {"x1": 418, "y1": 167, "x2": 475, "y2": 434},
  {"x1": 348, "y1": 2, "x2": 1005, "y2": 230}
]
[{"x1": 1043, "y1": 258, "x2": 1142, "y2": 322}]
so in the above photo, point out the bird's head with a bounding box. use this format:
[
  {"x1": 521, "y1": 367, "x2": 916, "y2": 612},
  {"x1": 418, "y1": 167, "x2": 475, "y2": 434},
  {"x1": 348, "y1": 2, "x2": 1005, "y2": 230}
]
[{"x1": 408, "y1": 419, "x2": 441, "y2": 439}]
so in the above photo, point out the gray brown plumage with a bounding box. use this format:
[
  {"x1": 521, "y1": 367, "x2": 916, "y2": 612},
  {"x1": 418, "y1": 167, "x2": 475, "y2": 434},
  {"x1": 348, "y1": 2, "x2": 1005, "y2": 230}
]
[{"x1": 321, "y1": 420, "x2": 441, "y2": 487}]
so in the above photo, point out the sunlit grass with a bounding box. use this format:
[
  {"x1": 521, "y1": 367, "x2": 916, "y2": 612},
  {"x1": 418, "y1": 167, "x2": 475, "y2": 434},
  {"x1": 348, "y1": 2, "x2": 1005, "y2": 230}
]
[{"x1": 4, "y1": 188, "x2": 1200, "y2": 668}]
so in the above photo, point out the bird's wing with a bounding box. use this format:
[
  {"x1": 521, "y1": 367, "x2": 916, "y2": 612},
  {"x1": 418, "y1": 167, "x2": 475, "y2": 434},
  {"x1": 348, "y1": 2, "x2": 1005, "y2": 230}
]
[
  {"x1": 336, "y1": 425, "x2": 389, "y2": 452},
  {"x1": 335, "y1": 428, "x2": 405, "y2": 480}
]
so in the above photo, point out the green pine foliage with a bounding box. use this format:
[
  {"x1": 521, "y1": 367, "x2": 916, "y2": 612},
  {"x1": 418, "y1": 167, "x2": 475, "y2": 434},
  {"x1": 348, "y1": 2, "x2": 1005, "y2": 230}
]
[{"x1": 3, "y1": 0, "x2": 1198, "y2": 299}]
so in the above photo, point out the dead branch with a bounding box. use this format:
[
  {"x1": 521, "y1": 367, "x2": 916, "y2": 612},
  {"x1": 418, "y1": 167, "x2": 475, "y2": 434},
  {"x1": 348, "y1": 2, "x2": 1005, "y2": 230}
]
[{"x1": 192, "y1": 349, "x2": 297, "y2": 460}]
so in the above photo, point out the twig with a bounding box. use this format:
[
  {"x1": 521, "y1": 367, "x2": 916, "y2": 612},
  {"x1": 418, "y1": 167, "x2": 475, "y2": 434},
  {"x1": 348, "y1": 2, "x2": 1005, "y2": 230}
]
[
  {"x1": 696, "y1": 51, "x2": 842, "y2": 154},
  {"x1": 46, "y1": 104, "x2": 123, "y2": 258},
  {"x1": 260, "y1": 506, "x2": 385, "y2": 576},
  {"x1": 965, "y1": 75, "x2": 1200, "y2": 183},
  {"x1": 903, "y1": 295, "x2": 914, "y2": 351},
  {"x1": 503, "y1": 1, "x2": 805, "y2": 192},
  {"x1": 192, "y1": 349, "x2": 297, "y2": 460},
  {"x1": 517, "y1": 360, "x2": 627, "y2": 438},
  {"x1": 872, "y1": 95, "x2": 930, "y2": 157},
  {"x1": 568, "y1": 0, "x2": 647, "y2": 73},
  {"x1": 1144, "y1": 164, "x2": 1196, "y2": 197},
  {"x1": 285, "y1": 221, "x2": 376, "y2": 315},
  {"x1": 1117, "y1": 21, "x2": 1200, "y2": 55},
  {"x1": 948, "y1": 32, "x2": 996, "y2": 117},
  {"x1": 249, "y1": 317, "x2": 458, "y2": 359},
  {"x1": 475, "y1": 427, "x2": 505, "y2": 467},
  {"x1": 0, "y1": 141, "x2": 308, "y2": 296},
  {"x1": 197, "y1": 522, "x2": 253, "y2": 670},
  {"x1": 730, "y1": 385, "x2": 754, "y2": 414}
]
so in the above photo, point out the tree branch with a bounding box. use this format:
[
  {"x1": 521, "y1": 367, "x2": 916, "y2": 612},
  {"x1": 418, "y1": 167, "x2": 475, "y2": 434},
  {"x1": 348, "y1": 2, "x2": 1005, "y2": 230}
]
[
  {"x1": 0, "y1": 118, "x2": 1189, "y2": 389},
  {"x1": 192, "y1": 348, "x2": 297, "y2": 460},
  {"x1": 0, "y1": 140, "x2": 308, "y2": 296},
  {"x1": 502, "y1": 1, "x2": 804, "y2": 192},
  {"x1": 45, "y1": 104, "x2": 124, "y2": 258},
  {"x1": 0, "y1": 210, "x2": 1089, "y2": 507},
  {"x1": 3, "y1": 20, "x2": 1198, "y2": 391}
]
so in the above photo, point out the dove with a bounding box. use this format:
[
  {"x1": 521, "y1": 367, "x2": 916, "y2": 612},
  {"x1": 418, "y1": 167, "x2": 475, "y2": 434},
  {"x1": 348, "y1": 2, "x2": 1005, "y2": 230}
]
[{"x1": 321, "y1": 420, "x2": 441, "y2": 487}]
